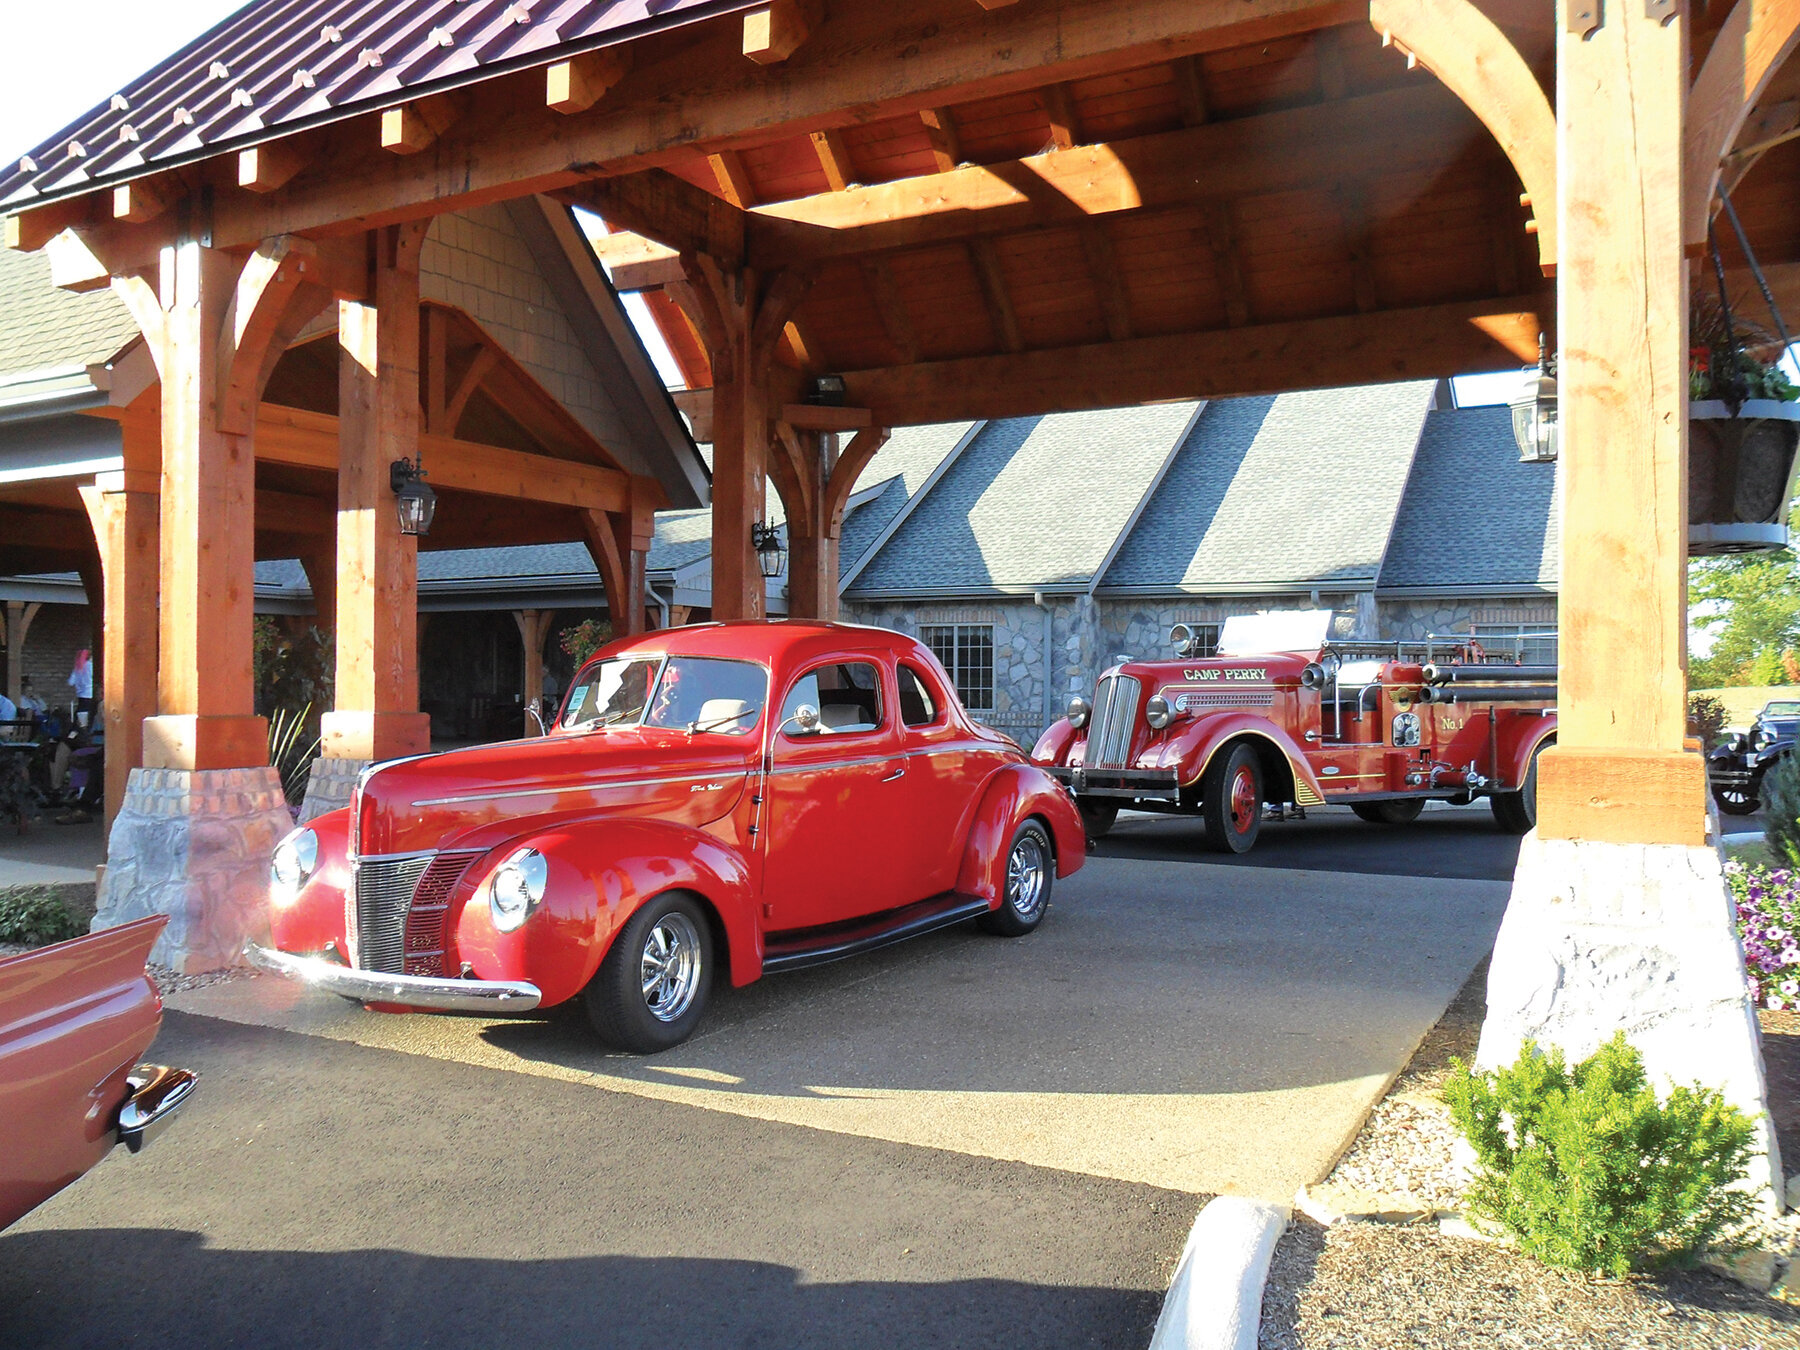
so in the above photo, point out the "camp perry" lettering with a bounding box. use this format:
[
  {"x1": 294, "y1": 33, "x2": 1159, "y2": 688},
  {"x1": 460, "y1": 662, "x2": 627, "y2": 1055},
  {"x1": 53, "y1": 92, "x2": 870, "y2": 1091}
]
[{"x1": 1182, "y1": 668, "x2": 1268, "y2": 682}]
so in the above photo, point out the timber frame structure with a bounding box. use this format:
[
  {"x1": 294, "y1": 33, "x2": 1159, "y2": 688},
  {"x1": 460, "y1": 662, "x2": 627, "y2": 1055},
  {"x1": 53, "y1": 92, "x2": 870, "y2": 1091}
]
[{"x1": 6, "y1": 0, "x2": 1800, "y2": 850}]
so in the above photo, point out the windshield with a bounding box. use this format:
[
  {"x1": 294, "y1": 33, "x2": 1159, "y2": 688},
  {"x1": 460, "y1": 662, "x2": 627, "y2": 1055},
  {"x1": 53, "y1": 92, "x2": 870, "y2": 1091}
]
[
  {"x1": 1764, "y1": 702, "x2": 1800, "y2": 719},
  {"x1": 560, "y1": 655, "x2": 768, "y2": 736}
]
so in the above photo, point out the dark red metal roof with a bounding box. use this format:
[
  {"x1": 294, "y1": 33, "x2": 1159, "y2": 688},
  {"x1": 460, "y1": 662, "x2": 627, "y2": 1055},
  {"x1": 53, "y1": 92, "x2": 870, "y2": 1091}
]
[{"x1": 2, "y1": 0, "x2": 755, "y2": 211}]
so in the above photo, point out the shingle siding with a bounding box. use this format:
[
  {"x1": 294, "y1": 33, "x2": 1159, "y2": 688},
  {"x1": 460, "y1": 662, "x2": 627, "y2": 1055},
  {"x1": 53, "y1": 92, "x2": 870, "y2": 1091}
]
[{"x1": 0, "y1": 247, "x2": 141, "y2": 380}]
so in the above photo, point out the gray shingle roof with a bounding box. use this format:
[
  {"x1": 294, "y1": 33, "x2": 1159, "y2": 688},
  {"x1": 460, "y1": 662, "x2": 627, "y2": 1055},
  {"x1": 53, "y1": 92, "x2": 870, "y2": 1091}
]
[
  {"x1": 847, "y1": 405, "x2": 1196, "y2": 595},
  {"x1": 1379, "y1": 406, "x2": 1560, "y2": 589},
  {"x1": 0, "y1": 246, "x2": 141, "y2": 381},
  {"x1": 837, "y1": 421, "x2": 975, "y2": 579},
  {"x1": 1101, "y1": 381, "x2": 1436, "y2": 591}
]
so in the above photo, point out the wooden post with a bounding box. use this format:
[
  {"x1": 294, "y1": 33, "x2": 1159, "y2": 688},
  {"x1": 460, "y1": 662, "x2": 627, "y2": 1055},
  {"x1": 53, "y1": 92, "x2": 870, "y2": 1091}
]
[
  {"x1": 323, "y1": 224, "x2": 431, "y2": 763},
  {"x1": 579, "y1": 480, "x2": 657, "y2": 638},
  {"x1": 773, "y1": 424, "x2": 888, "y2": 622},
  {"x1": 140, "y1": 243, "x2": 267, "y2": 770},
  {"x1": 2, "y1": 601, "x2": 39, "y2": 708},
  {"x1": 79, "y1": 457, "x2": 160, "y2": 833},
  {"x1": 513, "y1": 609, "x2": 555, "y2": 734},
  {"x1": 299, "y1": 547, "x2": 337, "y2": 636},
  {"x1": 1535, "y1": 0, "x2": 1704, "y2": 845}
]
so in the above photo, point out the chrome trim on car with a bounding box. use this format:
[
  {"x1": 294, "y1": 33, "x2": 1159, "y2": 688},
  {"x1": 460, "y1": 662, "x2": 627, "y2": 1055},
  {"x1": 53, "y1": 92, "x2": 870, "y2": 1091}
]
[
  {"x1": 245, "y1": 943, "x2": 542, "y2": 1012},
  {"x1": 410, "y1": 770, "x2": 748, "y2": 808},
  {"x1": 1087, "y1": 674, "x2": 1141, "y2": 769},
  {"x1": 115, "y1": 1063, "x2": 197, "y2": 1154}
]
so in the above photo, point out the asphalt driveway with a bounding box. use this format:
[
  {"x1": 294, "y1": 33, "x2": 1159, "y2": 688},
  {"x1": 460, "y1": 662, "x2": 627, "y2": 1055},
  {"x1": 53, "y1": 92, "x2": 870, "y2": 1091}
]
[{"x1": 3, "y1": 850, "x2": 1509, "y2": 1349}]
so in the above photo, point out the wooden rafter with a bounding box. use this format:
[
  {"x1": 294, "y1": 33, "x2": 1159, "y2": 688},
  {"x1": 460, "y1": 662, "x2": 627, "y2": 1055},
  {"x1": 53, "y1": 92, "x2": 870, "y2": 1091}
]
[
  {"x1": 810, "y1": 128, "x2": 856, "y2": 191},
  {"x1": 1043, "y1": 84, "x2": 1081, "y2": 150},
  {"x1": 968, "y1": 239, "x2": 1022, "y2": 353},
  {"x1": 1685, "y1": 0, "x2": 1800, "y2": 247},
  {"x1": 1334, "y1": 183, "x2": 1378, "y2": 313},
  {"x1": 709, "y1": 150, "x2": 757, "y2": 208},
  {"x1": 547, "y1": 49, "x2": 633, "y2": 115},
  {"x1": 920, "y1": 108, "x2": 963, "y2": 171},
  {"x1": 1172, "y1": 57, "x2": 1211, "y2": 125},
  {"x1": 1368, "y1": 0, "x2": 1556, "y2": 270},
  {"x1": 1202, "y1": 202, "x2": 1252, "y2": 328},
  {"x1": 862, "y1": 257, "x2": 919, "y2": 364},
  {"x1": 1078, "y1": 221, "x2": 1133, "y2": 341}
]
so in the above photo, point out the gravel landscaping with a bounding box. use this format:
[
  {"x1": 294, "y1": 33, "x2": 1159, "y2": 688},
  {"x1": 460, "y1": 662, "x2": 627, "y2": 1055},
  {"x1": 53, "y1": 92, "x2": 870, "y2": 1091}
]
[{"x1": 1261, "y1": 957, "x2": 1800, "y2": 1348}]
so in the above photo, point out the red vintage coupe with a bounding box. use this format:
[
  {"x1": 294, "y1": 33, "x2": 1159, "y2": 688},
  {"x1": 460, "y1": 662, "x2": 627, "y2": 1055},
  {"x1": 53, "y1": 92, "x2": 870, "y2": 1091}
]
[{"x1": 250, "y1": 622, "x2": 1086, "y2": 1051}]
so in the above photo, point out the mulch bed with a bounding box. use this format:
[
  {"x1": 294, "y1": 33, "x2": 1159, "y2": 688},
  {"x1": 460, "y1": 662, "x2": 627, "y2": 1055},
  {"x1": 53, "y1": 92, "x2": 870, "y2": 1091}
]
[{"x1": 1259, "y1": 963, "x2": 1800, "y2": 1348}]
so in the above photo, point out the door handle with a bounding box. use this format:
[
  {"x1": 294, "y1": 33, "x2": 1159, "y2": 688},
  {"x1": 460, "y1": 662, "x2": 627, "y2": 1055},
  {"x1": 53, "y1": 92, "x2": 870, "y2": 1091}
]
[{"x1": 882, "y1": 763, "x2": 906, "y2": 782}]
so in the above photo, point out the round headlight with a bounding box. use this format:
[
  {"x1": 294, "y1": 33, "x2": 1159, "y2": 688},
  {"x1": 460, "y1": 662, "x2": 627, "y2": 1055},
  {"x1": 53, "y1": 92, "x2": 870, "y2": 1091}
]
[
  {"x1": 1754, "y1": 726, "x2": 1776, "y2": 750},
  {"x1": 269, "y1": 827, "x2": 318, "y2": 909},
  {"x1": 488, "y1": 848, "x2": 548, "y2": 932},
  {"x1": 1145, "y1": 694, "x2": 1173, "y2": 730},
  {"x1": 1067, "y1": 695, "x2": 1090, "y2": 729}
]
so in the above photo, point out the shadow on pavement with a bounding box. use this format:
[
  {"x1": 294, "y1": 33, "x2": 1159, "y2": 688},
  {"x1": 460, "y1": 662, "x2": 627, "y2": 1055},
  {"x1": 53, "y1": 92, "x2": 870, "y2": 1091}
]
[{"x1": 0, "y1": 1229, "x2": 1162, "y2": 1350}]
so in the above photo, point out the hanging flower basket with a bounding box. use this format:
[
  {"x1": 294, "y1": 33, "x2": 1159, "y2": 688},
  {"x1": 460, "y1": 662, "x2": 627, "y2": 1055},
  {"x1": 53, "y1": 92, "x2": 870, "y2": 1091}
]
[{"x1": 1689, "y1": 400, "x2": 1800, "y2": 554}]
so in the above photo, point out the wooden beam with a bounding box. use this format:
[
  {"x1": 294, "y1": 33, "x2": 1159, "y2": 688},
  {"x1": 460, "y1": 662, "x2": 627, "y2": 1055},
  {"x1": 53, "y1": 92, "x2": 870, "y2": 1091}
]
[
  {"x1": 920, "y1": 108, "x2": 963, "y2": 172},
  {"x1": 254, "y1": 403, "x2": 631, "y2": 514},
  {"x1": 589, "y1": 229, "x2": 679, "y2": 272},
  {"x1": 744, "y1": 0, "x2": 818, "y2": 64},
  {"x1": 238, "y1": 142, "x2": 307, "y2": 194},
  {"x1": 1078, "y1": 221, "x2": 1133, "y2": 341},
  {"x1": 781, "y1": 403, "x2": 874, "y2": 431},
  {"x1": 1316, "y1": 25, "x2": 1349, "y2": 101},
  {"x1": 1685, "y1": 0, "x2": 1800, "y2": 248},
  {"x1": 216, "y1": 235, "x2": 337, "y2": 436},
  {"x1": 746, "y1": 85, "x2": 1485, "y2": 265},
  {"x1": 380, "y1": 96, "x2": 458, "y2": 156},
  {"x1": 562, "y1": 170, "x2": 746, "y2": 268},
  {"x1": 610, "y1": 253, "x2": 686, "y2": 291},
  {"x1": 708, "y1": 150, "x2": 757, "y2": 208},
  {"x1": 1369, "y1": 0, "x2": 1556, "y2": 270},
  {"x1": 673, "y1": 388, "x2": 714, "y2": 442},
  {"x1": 440, "y1": 346, "x2": 498, "y2": 435},
  {"x1": 112, "y1": 176, "x2": 179, "y2": 224},
  {"x1": 968, "y1": 238, "x2": 1022, "y2": 352},
  {"x1": 1202, "y1": 202, "x2": 1251, "y2": 328},
  {"x1": 547, "y1": 48, "x2": 633, "y2": 115},
  {"x1": 840, "y1": 292, "x2": 1548, "y2": 424},
  {"x1": 1172, "y1": 56, "x2": 1210, "y2": 125},
  {"x1": 4, "y1": 198, "x2": 89, "y2": 252},
  {"x1": 862, "y1": 256, "x2": 918, "y2": 363},
  {"x1": 810, "y1": 128, "x2": 855, "y2": 191},
  {"x1": 1334, "y1": 183, "x2": 1378, "y2": 313},
  {"x1": 163, "y1": 0, "x2": 1373, "y2": 252},
  {"x1": 1043, "y1": 83, "x2": 1081, "y2": 150}
]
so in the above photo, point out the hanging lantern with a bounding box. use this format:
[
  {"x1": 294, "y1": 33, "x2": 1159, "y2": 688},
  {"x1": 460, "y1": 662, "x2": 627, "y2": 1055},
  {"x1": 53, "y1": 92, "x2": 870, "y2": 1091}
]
[
  {"x1": 752, "y1": 520, "x2": 786, "y2": 579},
  {"x1": 1509, "y1": 334, "x2": 1559, "y2": 464},
  {"x1": 389, "y1": 459, "x2": 437, "y2": 537}
]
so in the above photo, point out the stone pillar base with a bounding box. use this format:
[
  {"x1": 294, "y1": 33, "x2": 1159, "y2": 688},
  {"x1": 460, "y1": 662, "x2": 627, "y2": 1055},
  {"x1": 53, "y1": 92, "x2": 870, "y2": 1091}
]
[
  {"x1": 92, "y1": 766, "x2": 293, "y2": 974},
  {"x1": 298, "y1": 756, "x2": 371, "y2": 824},
  {"x1": 1478, "y1": 828, "x2": 1783, "y2": 1210}
]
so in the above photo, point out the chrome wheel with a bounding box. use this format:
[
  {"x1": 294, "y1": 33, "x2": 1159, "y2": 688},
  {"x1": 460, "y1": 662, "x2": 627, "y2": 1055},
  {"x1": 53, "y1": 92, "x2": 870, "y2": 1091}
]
[
  {"x1": 640, "y1": 912, "x2": 703, "y2": 1023},
  {"x1": 1006, "y1": 832, "x2": 1048, "y2": 920}
]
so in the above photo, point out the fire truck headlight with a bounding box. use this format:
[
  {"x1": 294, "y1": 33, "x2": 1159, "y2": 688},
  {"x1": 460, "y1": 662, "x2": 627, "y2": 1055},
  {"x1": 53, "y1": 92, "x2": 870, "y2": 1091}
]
[
  {"x1": 1145, "y1": 695, "x2": 1173, "y2": 730},
  {"x1": 1067, "y1": 695, "x2": 1090, "y2": 729}
]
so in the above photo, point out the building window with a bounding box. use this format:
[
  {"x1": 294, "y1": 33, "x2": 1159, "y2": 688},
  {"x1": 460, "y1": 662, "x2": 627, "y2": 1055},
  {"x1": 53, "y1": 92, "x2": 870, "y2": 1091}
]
[{"x1": 922, "y1": 624, "x2": 995, "y2": 712}]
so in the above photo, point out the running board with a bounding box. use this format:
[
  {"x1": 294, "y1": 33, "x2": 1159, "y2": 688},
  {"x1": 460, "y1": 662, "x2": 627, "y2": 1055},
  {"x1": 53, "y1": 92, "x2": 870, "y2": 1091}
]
[{"x1": 761, "y1": 893, "x2": 993, "y2": 974}]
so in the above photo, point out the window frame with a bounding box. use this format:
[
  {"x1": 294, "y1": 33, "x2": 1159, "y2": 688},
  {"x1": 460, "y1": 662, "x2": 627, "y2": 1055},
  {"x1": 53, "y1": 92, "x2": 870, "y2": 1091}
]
[
  {"x1": 920, "y1": 623, "x2": 995, "y2": 713},
  {"x1": 896, "y1": 661, "x2": 947, "y2": 729},
  {"x1": 776, "y1": 657, "x2": 890, "y2": 739}
]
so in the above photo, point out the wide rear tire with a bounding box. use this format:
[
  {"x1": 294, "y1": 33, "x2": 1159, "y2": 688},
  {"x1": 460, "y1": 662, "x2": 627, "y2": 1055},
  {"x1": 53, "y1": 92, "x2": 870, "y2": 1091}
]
[
  {"x1": 1201, "y1": 743, "x2": 1263, "y2": 854},
  {"x1": 1491, "y1": 745, "x2": 1545, "y2": 835},
  {"x1": 978, "y1": 820, "x2": 1053, "y2": 936},
  {"x1": 585, "y1": 891, "x2": 714, "y2": 1053},
  {"x1": 1351, "y1": 799, "x2": 1425, "y2": 825}
]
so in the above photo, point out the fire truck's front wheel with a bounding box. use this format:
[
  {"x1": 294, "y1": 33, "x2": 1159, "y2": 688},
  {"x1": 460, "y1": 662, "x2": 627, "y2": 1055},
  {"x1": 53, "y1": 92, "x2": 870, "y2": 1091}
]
[{"x1": 1201, "y1": 743, "x2": 1263, "y2": 854}]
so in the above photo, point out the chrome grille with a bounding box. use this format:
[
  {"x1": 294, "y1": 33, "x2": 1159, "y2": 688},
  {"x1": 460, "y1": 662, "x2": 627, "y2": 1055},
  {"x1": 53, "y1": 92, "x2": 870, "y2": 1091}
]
[
  {"x1": 403, "y1": 851, "x2": 484, "y2": 978},
  {"x1": 351, "y1": 854, "x2": 433, "y2": 975},
  {"x1": 1088, "y1": 674, "x2": 1142, "y2": 769}
]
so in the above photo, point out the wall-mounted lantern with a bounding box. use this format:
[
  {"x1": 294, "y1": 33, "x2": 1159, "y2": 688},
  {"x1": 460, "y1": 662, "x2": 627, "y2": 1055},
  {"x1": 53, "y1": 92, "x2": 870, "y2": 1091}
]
[
  {"x1": 752, "y1": 520, "x2": 786, "y2": 579},
  {"x1": 1510, "y1": 334, "x2": 1559, "y2": 464},
  {"x1": 390, "y1": 458, "x2": 437, "y2": 537}
]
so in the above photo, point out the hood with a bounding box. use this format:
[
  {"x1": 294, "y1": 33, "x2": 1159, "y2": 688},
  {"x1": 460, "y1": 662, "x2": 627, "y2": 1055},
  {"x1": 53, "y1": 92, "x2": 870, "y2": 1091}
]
[{"x1": 353, "y1": 727, "x2": 758, "y2": 857}]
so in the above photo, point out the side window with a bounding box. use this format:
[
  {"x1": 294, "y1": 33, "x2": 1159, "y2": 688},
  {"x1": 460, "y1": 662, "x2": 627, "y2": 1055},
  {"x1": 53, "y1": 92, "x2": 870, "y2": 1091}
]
[
  {"x1": 898, "y1": 663, "x2": 940, "y2": 728},
  {"x1": 780, "y1": 661, "x2": 885, "y2": 735}
]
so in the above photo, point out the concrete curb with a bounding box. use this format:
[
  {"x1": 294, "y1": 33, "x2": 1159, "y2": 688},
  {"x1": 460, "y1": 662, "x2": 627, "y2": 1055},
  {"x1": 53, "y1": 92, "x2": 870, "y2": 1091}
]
[{"x1": 1149, "y1": 1195, "x2": 1290, "y2": 1350}]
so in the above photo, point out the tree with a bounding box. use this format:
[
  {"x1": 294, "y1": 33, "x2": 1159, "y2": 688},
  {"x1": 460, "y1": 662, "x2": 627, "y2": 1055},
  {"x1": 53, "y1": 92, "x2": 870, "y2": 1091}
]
[{"x1": 1689, "y1": 508, "x2": 1800, "y2": 687}]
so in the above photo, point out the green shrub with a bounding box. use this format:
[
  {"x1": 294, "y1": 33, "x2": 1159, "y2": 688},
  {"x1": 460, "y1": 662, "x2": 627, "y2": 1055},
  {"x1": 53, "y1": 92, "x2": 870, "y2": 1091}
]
[
  {"x1": 1765, "y1": 750, "x2": 1800, "y2": 870},
  {"x1": 0, "y1": 886, "x2": 85, "y2": 947},
  {"x1": 1444, "y1": 1034, "x2": 1756, "y2": 1275}
]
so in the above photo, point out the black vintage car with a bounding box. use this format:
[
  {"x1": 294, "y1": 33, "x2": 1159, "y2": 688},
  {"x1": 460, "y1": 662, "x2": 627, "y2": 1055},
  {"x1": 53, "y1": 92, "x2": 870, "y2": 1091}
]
[{"x1": 1709, "y1": 699, "x2": 1800, "y2": 815}]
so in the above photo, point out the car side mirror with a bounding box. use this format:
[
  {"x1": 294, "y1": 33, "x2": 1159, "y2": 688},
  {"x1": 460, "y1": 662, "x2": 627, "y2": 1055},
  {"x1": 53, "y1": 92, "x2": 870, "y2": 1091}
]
[{"x1": 785, "y1": 703, "x2": 821, "y2": 736}]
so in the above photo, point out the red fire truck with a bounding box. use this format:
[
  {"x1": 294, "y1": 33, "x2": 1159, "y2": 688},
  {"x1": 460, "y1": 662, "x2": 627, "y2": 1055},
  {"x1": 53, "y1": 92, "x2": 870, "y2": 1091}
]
[{"x1": 1031, "y1": 612, "x2": 1556, "y2": 854}]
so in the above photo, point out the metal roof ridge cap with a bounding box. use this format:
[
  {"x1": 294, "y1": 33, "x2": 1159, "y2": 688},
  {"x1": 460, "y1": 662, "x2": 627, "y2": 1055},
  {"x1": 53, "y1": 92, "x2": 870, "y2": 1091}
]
[
  {"x1": 837, "y1": 419, "x2": 986, "y2": 592},
  {"x1": 1089, "y1": 400, "x2": 1205, "y2": 596}
]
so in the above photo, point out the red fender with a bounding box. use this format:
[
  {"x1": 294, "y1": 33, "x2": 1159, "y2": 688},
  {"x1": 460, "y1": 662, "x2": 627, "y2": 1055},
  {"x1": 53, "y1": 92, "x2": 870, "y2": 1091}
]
[
  {"x1": 1150, "y1": 712, "x2": 1328, "y2": 806},
  {"x1": 1031, "y1": 717, "x2": 1079, "y2": 765},
  {"x1": 955, "y1": 763, "x2": 1086, "y2": 904},
  {"x1": 267, "y1": 808, "x2": 353, "y2": 956},
  {"x1": 451, "y1": 817, "x2": 760, "y2": 1006},
  {"x1": 1493, "y1": 719, "x2": 1557, "y2": 793}
]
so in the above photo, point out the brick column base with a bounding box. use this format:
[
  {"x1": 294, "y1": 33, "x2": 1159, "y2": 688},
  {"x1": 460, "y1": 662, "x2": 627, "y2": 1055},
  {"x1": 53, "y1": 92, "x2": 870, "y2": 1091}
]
[
  {"x1": 92, "y1": 766, "x2": 293, "y2": 973},
  {"x1": 1477, "y1": 827, "x2": 1782, "y2": 1212},
  {"x1": 298, "y1": 756, "x2": 370, "y2": 824}
]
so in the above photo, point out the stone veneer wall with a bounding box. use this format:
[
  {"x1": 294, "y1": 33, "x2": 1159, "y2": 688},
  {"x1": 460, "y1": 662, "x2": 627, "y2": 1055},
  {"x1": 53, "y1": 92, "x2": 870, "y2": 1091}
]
[
  {"x1": 1099, "y1": 595, "x2": 1363, "y2": 668},
  {"x1": 1375, "y1": 596, "x2": 1557, "y2": 641}
]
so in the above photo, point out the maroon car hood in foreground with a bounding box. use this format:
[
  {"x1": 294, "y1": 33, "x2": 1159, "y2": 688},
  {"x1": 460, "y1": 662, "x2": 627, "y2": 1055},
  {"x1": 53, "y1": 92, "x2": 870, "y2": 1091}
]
[{"x1": 0, "y1": 916, "x2": 166, "y2": 1227}]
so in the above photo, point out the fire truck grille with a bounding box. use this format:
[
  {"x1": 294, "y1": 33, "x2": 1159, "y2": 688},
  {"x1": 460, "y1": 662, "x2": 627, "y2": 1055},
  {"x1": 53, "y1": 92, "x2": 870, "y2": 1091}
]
[
  {"x1": 1174, "y1": 690, "x2": 1273, "y2": 711},
  {"x1": 351, "y1": 854, "x2": 433, "y2": 975},
  {"x1": 1088, "y1": 674, "x2": 1141, "y2": 769},
  {"x1": 403, "y1": 851, "x2": 485, "y2": 978}
]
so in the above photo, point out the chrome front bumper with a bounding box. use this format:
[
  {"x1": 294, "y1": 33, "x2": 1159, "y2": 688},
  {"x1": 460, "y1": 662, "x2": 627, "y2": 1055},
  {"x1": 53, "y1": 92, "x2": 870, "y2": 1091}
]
[
  {"x1": 1047, "y1": 764, "x2": 1182, "y2": 801},
  {"x1": 244, "y1": 943, "x2": 542, "y2": 1013}
]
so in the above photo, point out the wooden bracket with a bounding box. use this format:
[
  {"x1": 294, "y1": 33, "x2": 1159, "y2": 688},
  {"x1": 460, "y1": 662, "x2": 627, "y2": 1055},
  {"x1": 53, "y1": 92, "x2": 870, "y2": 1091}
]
[
  {"x1": 381, "y1": 94, "x2": 460, "y2": 155},
  {"x1": 744, "y1": 0, "x2": 823, "y2": 64},
  {"x1": 547, "y1": 48, "x2": 633, "y2": 115},
  {"x1": 238, "y1": 141, "x2": 308, "y2": 193}
]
